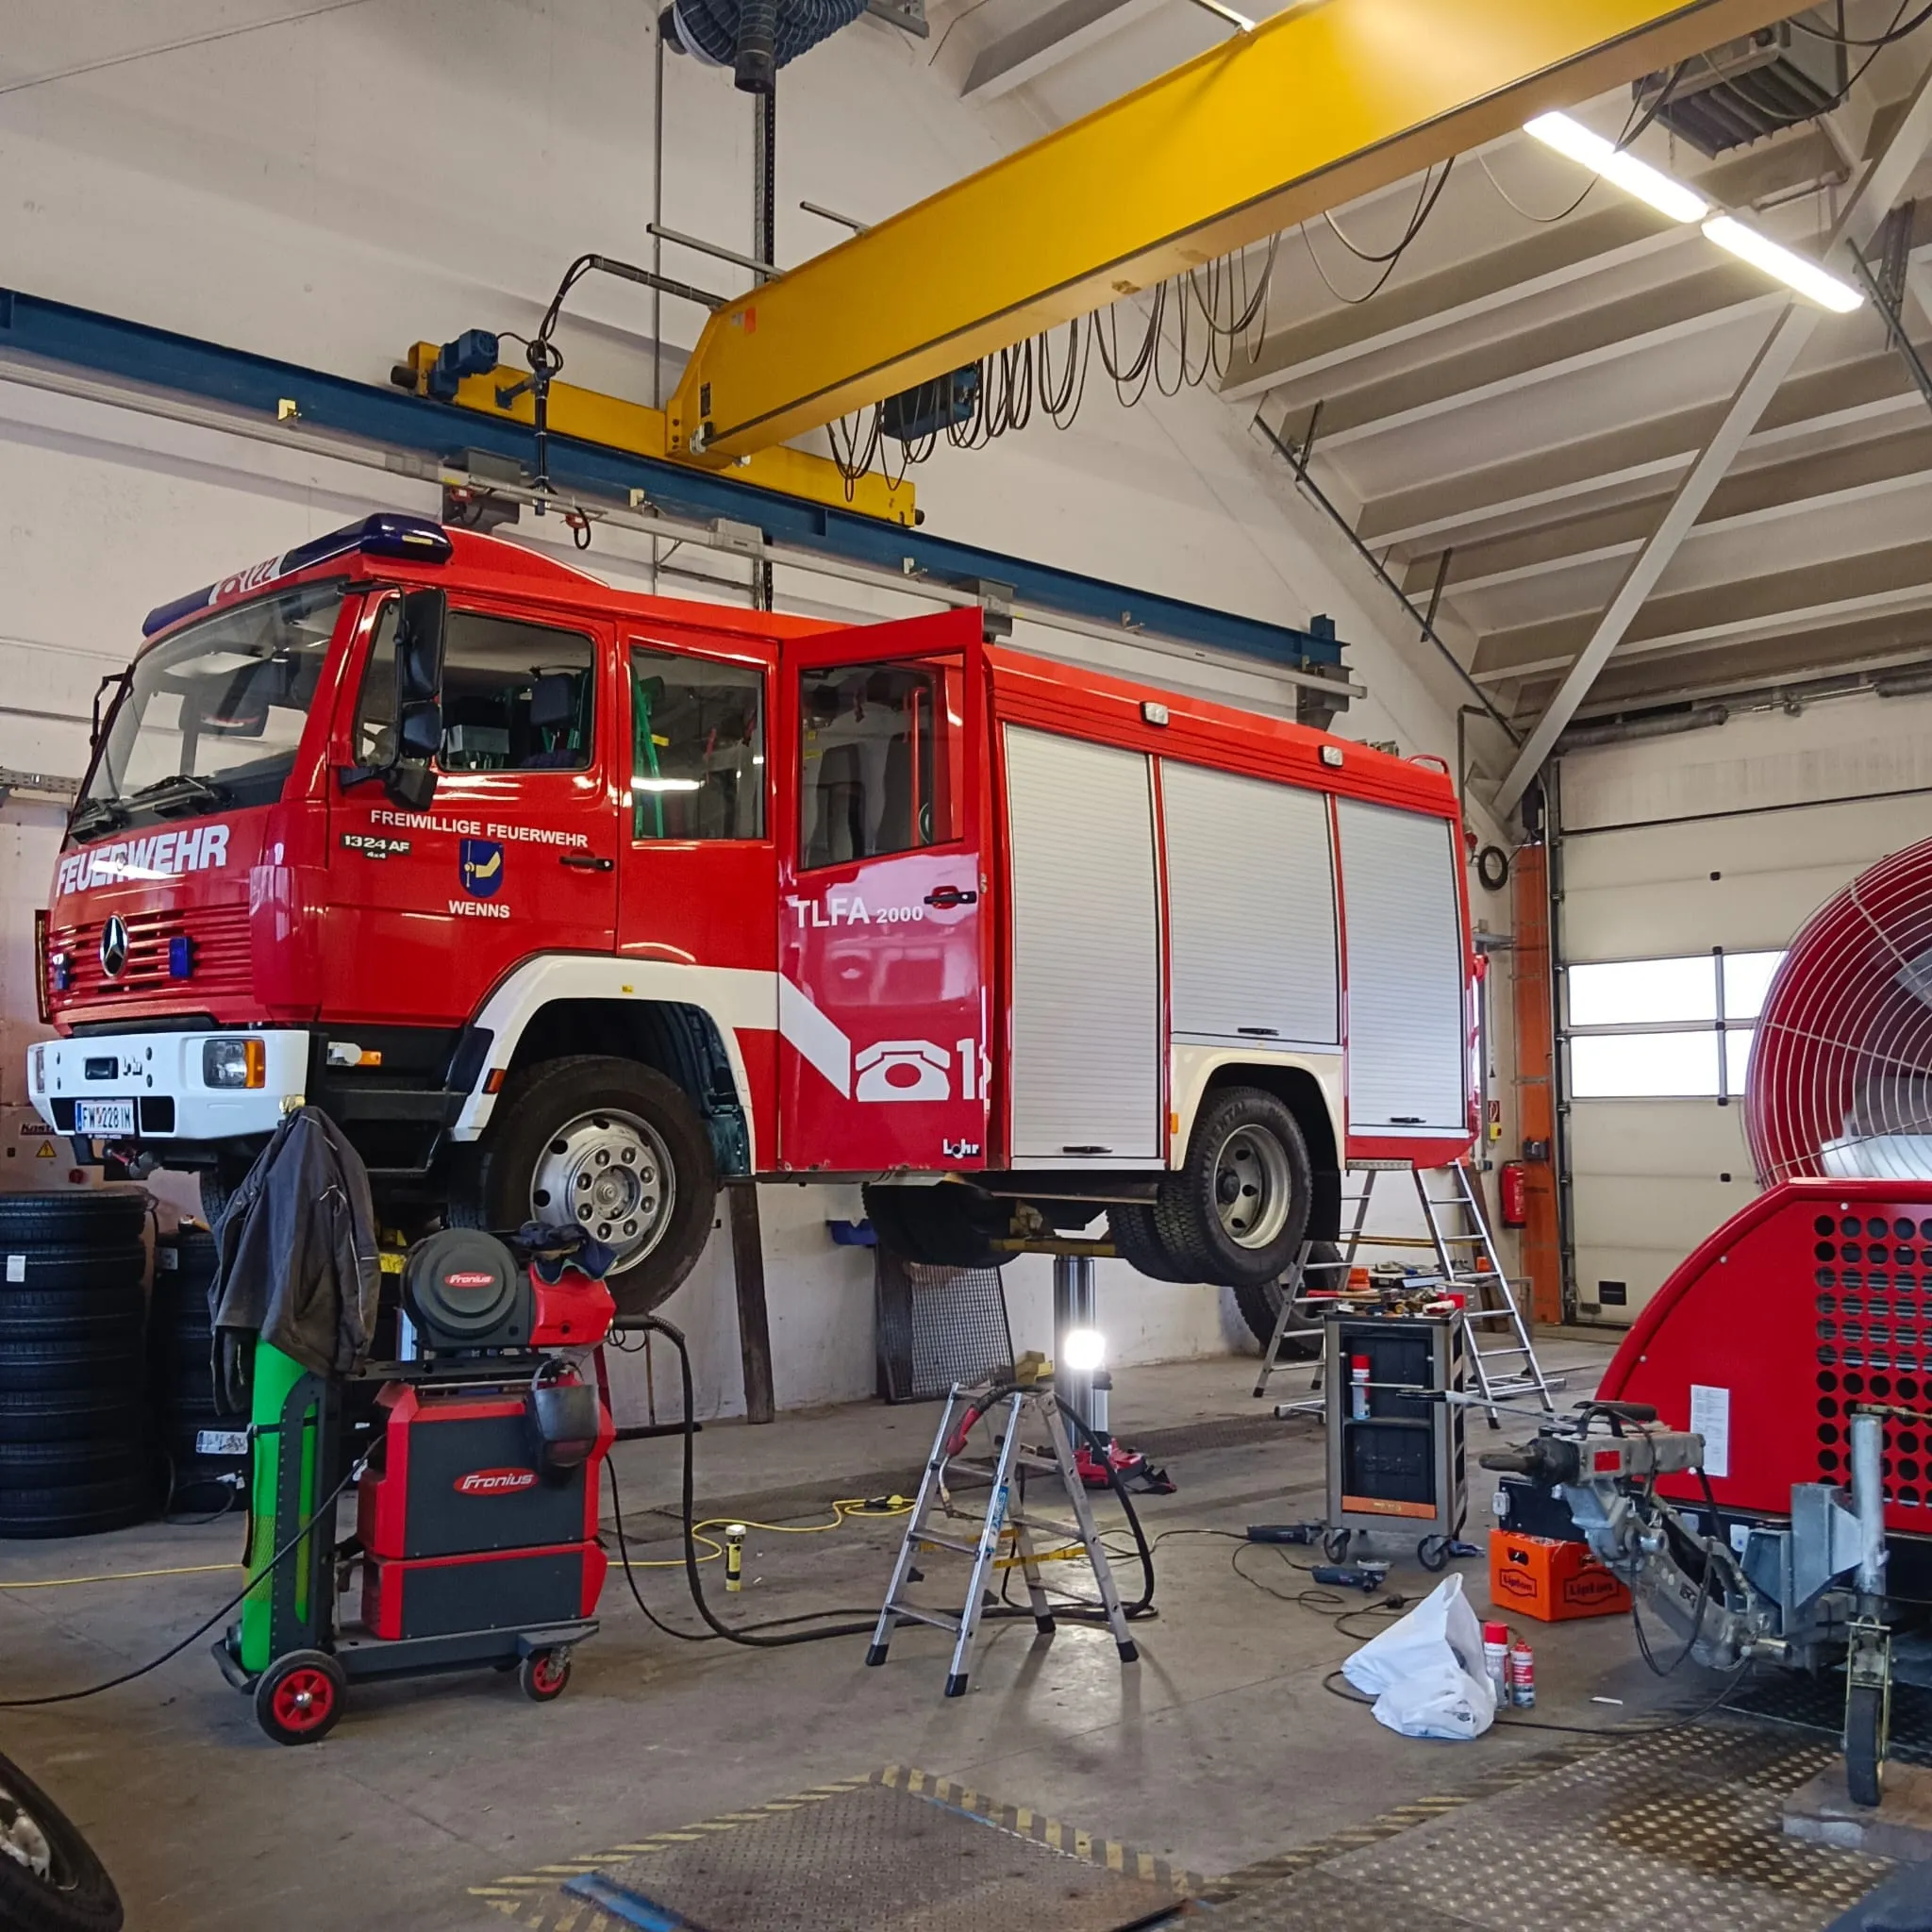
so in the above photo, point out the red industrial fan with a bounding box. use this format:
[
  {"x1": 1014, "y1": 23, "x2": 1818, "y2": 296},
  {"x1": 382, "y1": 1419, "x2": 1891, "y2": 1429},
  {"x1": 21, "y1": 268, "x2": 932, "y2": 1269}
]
[
  {"x1": 1748, "y1": 835, "x2": 1932, "y2": 1186},
  {"x1": 1604, "y1": 833, "x2": 1932, "y2": 1537}
]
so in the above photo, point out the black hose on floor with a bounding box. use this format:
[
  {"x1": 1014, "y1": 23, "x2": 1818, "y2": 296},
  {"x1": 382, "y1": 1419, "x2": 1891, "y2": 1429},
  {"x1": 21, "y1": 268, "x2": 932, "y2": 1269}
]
[{"x1": 609, "y1": 1316, "x2": 1157, "y2": 1648}]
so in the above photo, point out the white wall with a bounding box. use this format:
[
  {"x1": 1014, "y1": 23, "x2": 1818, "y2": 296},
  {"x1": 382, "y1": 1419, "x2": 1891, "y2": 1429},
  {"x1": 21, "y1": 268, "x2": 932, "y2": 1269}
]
[{"x1": 0, "y1": 0, "x2": 1477, "y2": 1416}]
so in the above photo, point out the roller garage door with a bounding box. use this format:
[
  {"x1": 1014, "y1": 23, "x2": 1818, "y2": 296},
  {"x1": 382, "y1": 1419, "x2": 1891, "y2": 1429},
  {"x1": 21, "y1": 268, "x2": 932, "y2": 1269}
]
[{"x1": 1557, "y1": 692, "x2": 1932, "y2": 1325}]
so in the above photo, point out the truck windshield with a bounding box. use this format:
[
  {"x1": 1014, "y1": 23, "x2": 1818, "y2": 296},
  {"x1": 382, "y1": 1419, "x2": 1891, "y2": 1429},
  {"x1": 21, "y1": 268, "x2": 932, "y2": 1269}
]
[{"x1": 75, "y1": 581, "x2": 345, "y2": 837}]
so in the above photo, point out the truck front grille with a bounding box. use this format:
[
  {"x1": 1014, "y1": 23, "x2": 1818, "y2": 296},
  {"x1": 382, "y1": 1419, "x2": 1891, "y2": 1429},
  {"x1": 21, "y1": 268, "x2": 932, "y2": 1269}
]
[{"x1": 49, "y1": 903, "x2": 251, "y2": 1005}]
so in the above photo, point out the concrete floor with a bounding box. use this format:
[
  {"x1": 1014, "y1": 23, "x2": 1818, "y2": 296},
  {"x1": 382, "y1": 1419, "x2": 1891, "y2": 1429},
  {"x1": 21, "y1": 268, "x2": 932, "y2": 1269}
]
[{"x1": 0, "y1": 1336, "x2": 1736, "y2": 1930}]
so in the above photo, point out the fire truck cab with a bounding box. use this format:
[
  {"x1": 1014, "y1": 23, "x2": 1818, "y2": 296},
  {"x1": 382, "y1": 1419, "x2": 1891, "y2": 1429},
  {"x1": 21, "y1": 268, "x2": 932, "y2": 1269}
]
[{"x1": 30, "y1": 514, "x2": 1474, "y2": 1316}]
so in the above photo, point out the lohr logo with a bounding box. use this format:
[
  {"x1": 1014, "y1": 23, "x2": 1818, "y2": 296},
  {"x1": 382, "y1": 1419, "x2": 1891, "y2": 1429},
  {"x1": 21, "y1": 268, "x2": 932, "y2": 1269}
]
[
  {"x1": 454, "y1": 1468, "x2": 539, "y2": 1497},
  {"x1": 459, "y1": 839, "x2": 504, "y2": 898}
]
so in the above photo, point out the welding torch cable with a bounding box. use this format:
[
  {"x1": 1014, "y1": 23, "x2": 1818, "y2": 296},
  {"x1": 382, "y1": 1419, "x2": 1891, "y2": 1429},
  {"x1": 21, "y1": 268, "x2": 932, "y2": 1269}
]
[{"x1": 0, "y1": 1459, "x2": 366, "y2": 1709}]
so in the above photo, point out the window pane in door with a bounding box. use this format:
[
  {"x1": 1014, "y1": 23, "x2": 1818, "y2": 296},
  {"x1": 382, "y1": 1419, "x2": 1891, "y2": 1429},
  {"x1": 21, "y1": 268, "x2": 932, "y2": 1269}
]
[
  {"x1": 1566, "y1": 955, "x2": 1716, "y2": 1028},
  {"x1": 1571, "y1": 1030, "x2": 1720, "y2": 1097},
  {"x1": 629, "y1": 649, "x2": 766, "y2": 840},
  {"x1": 357, "y1": 604, "x2": 596, "y2": 772},
  {"x1": 1722, "y1": 951, "x2": 1785, "y2": 1022},
  {"x1": 1725, "y1": 1027, "x2": 1757, "y2": 1093},
  {"x1": 799, "y1": 658, "x2": 960, "y2": 869}
]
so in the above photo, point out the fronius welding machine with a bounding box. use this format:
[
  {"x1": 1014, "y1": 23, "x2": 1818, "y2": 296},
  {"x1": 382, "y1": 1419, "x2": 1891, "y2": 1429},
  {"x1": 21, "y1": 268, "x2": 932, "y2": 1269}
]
[{"x1": 214, "y1": 1228, "x2": 616, "y2": 1743}]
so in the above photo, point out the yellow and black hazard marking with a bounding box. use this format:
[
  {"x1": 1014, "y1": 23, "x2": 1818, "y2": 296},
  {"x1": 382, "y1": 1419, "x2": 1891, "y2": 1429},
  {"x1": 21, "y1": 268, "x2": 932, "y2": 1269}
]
[
  {"x1": 464, "y1": 1764, "x2": 1204, "y2": 1929},
  {"x1": 874, "y1": 1764, "x2": 1206, "y2": 1895}
]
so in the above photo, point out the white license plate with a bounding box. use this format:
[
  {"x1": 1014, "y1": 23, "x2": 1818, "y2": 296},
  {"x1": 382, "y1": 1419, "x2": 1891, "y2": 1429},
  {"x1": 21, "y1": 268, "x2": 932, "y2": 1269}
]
[
  {"x1": 74, "y1": 1100, "x2": 135, "y2": 1136},
  {"x1": 195, "y1": 1429, "x2": 249, "y2": 1457}
]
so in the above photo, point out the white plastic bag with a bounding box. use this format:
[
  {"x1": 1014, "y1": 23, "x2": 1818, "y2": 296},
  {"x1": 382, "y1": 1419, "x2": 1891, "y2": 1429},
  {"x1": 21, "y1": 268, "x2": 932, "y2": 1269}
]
[{"x1": 1341, "y1": 1574, "x2": 1497, "y2": 1741}]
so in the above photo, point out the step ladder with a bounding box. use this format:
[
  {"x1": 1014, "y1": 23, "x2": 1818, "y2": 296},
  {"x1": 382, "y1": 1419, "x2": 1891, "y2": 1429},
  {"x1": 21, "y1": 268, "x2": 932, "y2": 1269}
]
[
  {"x1": 866, "y1": 1374, "x2": 1139, "y2": 1698},
  {"x1": 1254, "y1": 1159, "x2": 1558, "y2": 1427}
]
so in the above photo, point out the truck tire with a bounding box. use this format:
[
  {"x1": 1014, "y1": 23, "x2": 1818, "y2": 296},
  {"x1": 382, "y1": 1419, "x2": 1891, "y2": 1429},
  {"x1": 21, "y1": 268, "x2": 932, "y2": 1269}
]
[
  {"x1": 0, "y1": 1249, "x2": 145, "y2": 1294},
  {"x1": 1231, "y1": 1241, "x2": 1341, "y2": 1353},
  {"x1": 0, "y1": 1474, "x2": 150, "y2": 1539},
  {"x1": 0, "y1": 1748, "x2": 125, "y2": 1932},
  {"x1": 0, "y1": 1288, "x2": 146, "y2": 1345},
  {"x1": 1151, "y1": 1087, "x2": 1312, "y2": 1290},
  {"x1": 0, "y1": 1194, "x2": 145, "y2": 1248},
  {"x1": 0, "y1": 1389, "x2": 133, "y2": 1444},
  {"x1": 0, "y1": 1345, "x2": 143, "y2": 1396},
  {"x1": 452, "y1": 1057, "x2": 717, "y2": 1322},
  {"x1": 1108, "y1": 1204, "x2": 1195, "y2": 1283}
]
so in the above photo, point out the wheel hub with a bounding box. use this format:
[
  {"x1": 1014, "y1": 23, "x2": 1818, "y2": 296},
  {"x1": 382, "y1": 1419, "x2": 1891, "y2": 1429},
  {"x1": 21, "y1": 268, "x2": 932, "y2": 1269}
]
[
  {"x1": 1212, "y1": 1124, "x2": 1292, "y2": 1250},
  {"x1": 0, "y1": 1785, "x2": 52, "y2": 1883},
  {"x1": 529, "y1": 1109, "x2": 675, "y2": 1270}
]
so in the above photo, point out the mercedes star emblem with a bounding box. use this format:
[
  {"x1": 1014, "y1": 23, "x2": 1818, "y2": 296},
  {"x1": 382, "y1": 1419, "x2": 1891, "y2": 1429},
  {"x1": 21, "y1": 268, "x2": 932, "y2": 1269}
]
[{"x1": 99, "y1": 915, "x2": 128, "y2": 980}]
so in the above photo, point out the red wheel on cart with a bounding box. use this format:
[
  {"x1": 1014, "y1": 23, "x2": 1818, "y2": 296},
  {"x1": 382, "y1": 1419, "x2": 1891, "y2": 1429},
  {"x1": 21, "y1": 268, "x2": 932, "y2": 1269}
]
[
  {"x1": 254, "y1": 1650, "x2": 346, "y2": 1745},
  {"x1": 518, "y1": 1650, "x2": 572, "y2": 1703}
]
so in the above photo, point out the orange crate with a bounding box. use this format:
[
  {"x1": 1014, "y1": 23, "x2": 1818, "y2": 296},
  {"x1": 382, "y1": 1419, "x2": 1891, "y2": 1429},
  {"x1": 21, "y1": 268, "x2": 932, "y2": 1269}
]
[{"x1": 1488, "y1": 1528, "x2": 1631, "y2": 1623}]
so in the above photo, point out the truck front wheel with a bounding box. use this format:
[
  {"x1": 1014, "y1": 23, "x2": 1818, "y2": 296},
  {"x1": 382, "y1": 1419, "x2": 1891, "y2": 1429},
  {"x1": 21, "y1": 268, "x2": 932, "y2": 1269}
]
[
  {"x1": 1151, "y1": 1087, "x2": 1311, "y2": 1290},
  {"x1": 451, "y1": 1057, "x2": 717, "y2": 1321}
]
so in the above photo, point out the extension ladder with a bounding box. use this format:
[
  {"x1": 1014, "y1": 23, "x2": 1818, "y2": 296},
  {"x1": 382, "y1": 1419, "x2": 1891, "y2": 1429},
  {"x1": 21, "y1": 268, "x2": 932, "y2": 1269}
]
[
  {"x1": 866, "y1": 1374, "x2": 1139, "y2": 1697},
  {"x1": 1254, "y1": 1159, "x2": 1558, "y2": 1427}
]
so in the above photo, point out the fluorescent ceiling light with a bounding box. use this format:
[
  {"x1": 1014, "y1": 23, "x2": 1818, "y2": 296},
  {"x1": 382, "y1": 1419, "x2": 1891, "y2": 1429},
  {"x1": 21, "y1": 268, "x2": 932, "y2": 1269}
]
[
  {"x1": 634, "y1": 777, "x2": 703, "y2": 792},
  {"x1": 1702, "y1": 214, "x2": 1864, "y2": 313},
  {"x1": 1523, "y1": 111, "x2": 1709, "y2": 224}
]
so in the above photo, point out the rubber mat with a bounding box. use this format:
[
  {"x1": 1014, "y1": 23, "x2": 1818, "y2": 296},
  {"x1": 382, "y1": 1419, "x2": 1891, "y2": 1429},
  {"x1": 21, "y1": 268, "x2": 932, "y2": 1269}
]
[
  {"x1": 1205, "y1": 1722, "x2": 1889, "y2": 1931},
  {"x1": 555, "y1": 1780, "x2": 1184, "y2": 1932}
]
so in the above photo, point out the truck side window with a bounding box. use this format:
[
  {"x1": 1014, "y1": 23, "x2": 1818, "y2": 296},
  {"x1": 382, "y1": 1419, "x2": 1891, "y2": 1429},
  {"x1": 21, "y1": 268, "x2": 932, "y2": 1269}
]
[
  {"x1": 798, "y1": 658, "x2": 960, "y2": 870},
  {"x1": 630, "y1": 647, "x2": 766, "y2": 841},
  {"x1": 352, "y1": 604, "x2": 596, "y2": 773}
]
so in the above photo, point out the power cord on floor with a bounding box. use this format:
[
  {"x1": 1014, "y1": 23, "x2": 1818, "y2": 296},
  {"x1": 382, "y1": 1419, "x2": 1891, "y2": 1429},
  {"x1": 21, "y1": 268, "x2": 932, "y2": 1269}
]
[
  {"x1": 610, "y1": 1316, "x2": 1158, "y2": 1646},
  {"x1": 0, "y1": 1460, "x2": 365, "y2": 1708}
]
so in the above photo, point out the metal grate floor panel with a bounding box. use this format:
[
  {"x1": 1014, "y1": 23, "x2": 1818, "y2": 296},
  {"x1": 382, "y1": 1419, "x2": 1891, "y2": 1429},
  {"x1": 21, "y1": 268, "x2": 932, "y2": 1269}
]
[
  {"x1": 552, "y1": 1780, "x2": 1181, "y2": 1932},
  {"x1": 1726, "y1": 1671, "x2": 1932, "y2": 1767},
  {"x1": 1205, "y1": 1723, "x2": 1886, "y2": 1932}
]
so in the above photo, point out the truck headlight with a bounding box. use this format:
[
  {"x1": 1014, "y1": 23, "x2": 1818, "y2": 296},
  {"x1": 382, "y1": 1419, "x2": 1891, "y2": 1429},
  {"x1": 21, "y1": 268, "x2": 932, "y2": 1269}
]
[
  {"x1": 29, "y1": 1043, "x2": 44, "y2": 1090},
  {"x1": 203, "y1": 1039, "x2": 266, "y2": 1090}
]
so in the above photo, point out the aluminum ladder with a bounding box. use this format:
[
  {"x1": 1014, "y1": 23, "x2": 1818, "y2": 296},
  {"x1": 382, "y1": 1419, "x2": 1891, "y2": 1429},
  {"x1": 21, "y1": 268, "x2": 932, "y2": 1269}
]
[
  {"x1": 1254, "y1": 1159, "x2": 1557, "y2": 1427},
  {"x1": 865, "y1": 1374, "x2": 1139, "y2": 1697}
]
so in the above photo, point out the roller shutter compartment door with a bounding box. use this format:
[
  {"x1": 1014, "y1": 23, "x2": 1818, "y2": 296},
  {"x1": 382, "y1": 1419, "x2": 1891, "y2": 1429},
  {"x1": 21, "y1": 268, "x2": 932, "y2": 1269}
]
[
  {"x1": 1337, "y1": 800, "x2": 1466, "y2": 1134},
  {"x1": 1162, "y1": 760, "x2": 1338, "y2": 1046},
  {"x1": 1004, "y1": 726, "x2": 1161, "y2": 1162}
]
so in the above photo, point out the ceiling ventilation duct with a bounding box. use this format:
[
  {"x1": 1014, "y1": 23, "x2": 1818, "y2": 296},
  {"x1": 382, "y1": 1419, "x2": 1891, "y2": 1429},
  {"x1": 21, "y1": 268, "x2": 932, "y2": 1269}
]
[
  {"x1": 1748, "y1": 837, "x2": 1932, "y2": 1186},
  {"x1": 1633, "y1": 8, "x2": 1847, "y2": 157},
  {"x1": 661, "y1": 0, "x2": 870, "y2": 93}
]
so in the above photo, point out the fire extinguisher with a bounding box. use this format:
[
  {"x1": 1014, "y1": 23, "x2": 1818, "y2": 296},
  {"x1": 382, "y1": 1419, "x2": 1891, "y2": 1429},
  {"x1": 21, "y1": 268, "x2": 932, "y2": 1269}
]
[{"x1": 1500, "y1": 1160, "x2": 1528, "y2": 1229}]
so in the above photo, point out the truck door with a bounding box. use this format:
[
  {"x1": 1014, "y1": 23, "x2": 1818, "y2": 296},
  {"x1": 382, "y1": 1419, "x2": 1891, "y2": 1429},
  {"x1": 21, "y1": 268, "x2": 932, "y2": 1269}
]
[
  {"x1": 328, "y1": 593, "x2": 618, "y2": 1026},
  {"x1": 777, "y1": 608, "x2": 989, "y2": 1174}
]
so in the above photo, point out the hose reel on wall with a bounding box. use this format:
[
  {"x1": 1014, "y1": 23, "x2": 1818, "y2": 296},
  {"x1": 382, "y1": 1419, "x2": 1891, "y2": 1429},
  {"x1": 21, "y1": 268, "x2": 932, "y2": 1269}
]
[{"x1": 659, "y1": 0, "x2": 869, "y2": 92}]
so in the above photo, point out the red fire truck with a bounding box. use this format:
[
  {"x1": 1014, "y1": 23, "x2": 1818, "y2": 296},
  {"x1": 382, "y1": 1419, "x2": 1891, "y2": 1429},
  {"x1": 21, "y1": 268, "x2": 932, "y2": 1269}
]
[{"x1": 30, "y1": 513, "x2": 1474, "y2": 1316}]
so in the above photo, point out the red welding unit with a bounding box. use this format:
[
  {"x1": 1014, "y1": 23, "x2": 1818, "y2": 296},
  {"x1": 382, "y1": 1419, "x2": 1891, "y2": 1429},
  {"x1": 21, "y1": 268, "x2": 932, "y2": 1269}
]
[{"x1": 357, "y1": 1379, "x2": 613, "y2": 1641}]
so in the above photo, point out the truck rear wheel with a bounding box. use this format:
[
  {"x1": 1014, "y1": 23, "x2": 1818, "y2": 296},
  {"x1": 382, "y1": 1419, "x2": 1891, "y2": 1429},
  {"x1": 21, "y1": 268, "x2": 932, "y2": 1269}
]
[
  {"x1": 1108, "y1": 1204, "x2": 1195, "y2": 1283},
  {"x1": 451, "y1": 1057, "x2": 717, "y2": 1322},
  {"x1": 1152, "y1": 1087, "x2": 1311, "y2": 1290}
]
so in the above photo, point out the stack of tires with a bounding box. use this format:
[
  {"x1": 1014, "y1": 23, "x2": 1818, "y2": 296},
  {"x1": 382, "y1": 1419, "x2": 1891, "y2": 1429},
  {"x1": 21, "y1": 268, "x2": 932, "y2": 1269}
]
[
  {"x1": 149, "y1": 1227, "x2": 243, "y2": 1515},
  {"x1": 0, "y1": 1192, "x2": 152, "y2": 1540}
]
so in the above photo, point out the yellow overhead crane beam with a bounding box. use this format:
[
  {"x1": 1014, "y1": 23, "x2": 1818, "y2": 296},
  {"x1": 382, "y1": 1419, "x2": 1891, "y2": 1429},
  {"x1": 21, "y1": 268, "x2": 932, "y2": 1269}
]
[
  {"x1": 395, "y1": 342, "x2": 918, "y2": 525},
  {"x1": 667, "y1": 0, "x2": 1802, "y2": 461}
]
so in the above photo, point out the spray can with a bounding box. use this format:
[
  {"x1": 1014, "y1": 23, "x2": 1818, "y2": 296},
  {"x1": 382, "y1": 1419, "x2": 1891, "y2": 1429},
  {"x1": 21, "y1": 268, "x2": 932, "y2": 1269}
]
[
  {"x1": 724, "y1": 1523, "x2": 747, "y2": 1592},
  {"x1": 1350, "y1": 1355, "x2": 1372, "y2": 1422},
  {"x1": 1482, "y1": 1620, "x2": 1510, "y2": 1700},
  {"x1": 1509, "y1": 1638, "x2": 1535, "y2": 1707}
]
